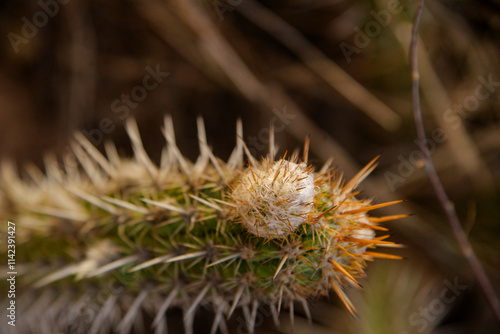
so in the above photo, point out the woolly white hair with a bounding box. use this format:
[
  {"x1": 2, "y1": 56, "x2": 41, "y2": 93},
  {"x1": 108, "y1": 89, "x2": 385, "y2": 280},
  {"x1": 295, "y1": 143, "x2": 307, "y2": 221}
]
[{"x1": 232, "y1": 159, "x2": 316, "y2": 238}]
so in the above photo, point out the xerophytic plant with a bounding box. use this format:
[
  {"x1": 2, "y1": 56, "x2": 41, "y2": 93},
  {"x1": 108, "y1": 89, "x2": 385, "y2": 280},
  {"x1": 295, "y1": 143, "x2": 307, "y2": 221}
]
[{"x1": 0, "y1": 116, "x2": 405, "y2": 334}]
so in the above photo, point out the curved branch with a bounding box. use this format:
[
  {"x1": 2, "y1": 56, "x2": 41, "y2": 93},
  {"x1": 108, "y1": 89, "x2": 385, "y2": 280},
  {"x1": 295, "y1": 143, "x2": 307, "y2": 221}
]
[{"x1": 410, "y1": 0, "x2": 500, "y2": 325}]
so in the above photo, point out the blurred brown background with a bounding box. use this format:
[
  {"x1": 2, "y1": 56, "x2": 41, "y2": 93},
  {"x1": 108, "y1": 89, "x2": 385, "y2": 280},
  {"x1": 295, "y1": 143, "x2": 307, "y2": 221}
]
[{"x1": 1, "y1": 0, "x2": 499, "y2": 333}]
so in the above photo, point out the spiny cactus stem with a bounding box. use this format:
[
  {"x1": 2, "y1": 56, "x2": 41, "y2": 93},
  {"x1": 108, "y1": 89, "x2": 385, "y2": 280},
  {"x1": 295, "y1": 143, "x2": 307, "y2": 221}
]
[{"x1": 0, "y1": 116, "x2": 407, "y2": 334}]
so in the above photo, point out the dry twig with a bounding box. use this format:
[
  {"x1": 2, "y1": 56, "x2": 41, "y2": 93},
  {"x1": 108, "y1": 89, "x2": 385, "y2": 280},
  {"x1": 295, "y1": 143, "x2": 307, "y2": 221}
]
[{"x1": 410, "y1": 0, "x2": 500, "y2": 325}]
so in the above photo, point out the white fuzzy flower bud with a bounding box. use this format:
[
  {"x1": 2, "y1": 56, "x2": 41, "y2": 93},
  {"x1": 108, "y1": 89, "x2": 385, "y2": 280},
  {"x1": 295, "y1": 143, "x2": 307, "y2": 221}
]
[{"x1": 232, "y1": 160, "x2": 316, "y2": 238}]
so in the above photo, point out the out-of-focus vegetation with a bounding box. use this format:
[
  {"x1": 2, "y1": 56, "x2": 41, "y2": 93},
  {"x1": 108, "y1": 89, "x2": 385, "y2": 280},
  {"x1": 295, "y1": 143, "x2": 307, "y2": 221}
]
[{"x1": 0, "y1": 0, "x2": 499, "y2": 333}]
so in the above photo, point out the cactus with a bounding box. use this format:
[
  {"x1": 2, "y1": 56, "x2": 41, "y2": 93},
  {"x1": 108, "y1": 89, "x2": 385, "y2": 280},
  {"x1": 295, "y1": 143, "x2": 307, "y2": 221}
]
[{"x1": 0, "y1": 117, "x2": 405, "y2": 334}]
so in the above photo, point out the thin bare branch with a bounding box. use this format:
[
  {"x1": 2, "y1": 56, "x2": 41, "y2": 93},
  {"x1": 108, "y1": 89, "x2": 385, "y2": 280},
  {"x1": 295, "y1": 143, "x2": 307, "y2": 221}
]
[{"x1": 410, "y1": 0, "x2": 500, "y2": 324}]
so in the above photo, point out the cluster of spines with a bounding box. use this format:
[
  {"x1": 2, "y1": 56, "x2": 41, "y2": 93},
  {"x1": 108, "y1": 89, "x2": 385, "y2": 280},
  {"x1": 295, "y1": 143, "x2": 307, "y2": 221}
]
[{"x1": 0, "y1": 117, "x2": 405, "y2": 334}]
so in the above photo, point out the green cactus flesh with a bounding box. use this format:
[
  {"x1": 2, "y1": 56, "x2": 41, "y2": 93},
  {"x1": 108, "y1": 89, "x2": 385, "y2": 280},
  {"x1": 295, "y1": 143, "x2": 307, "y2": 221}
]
[{"x1": 0, "y1": 117, "x2": 404, "y2": 334}]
